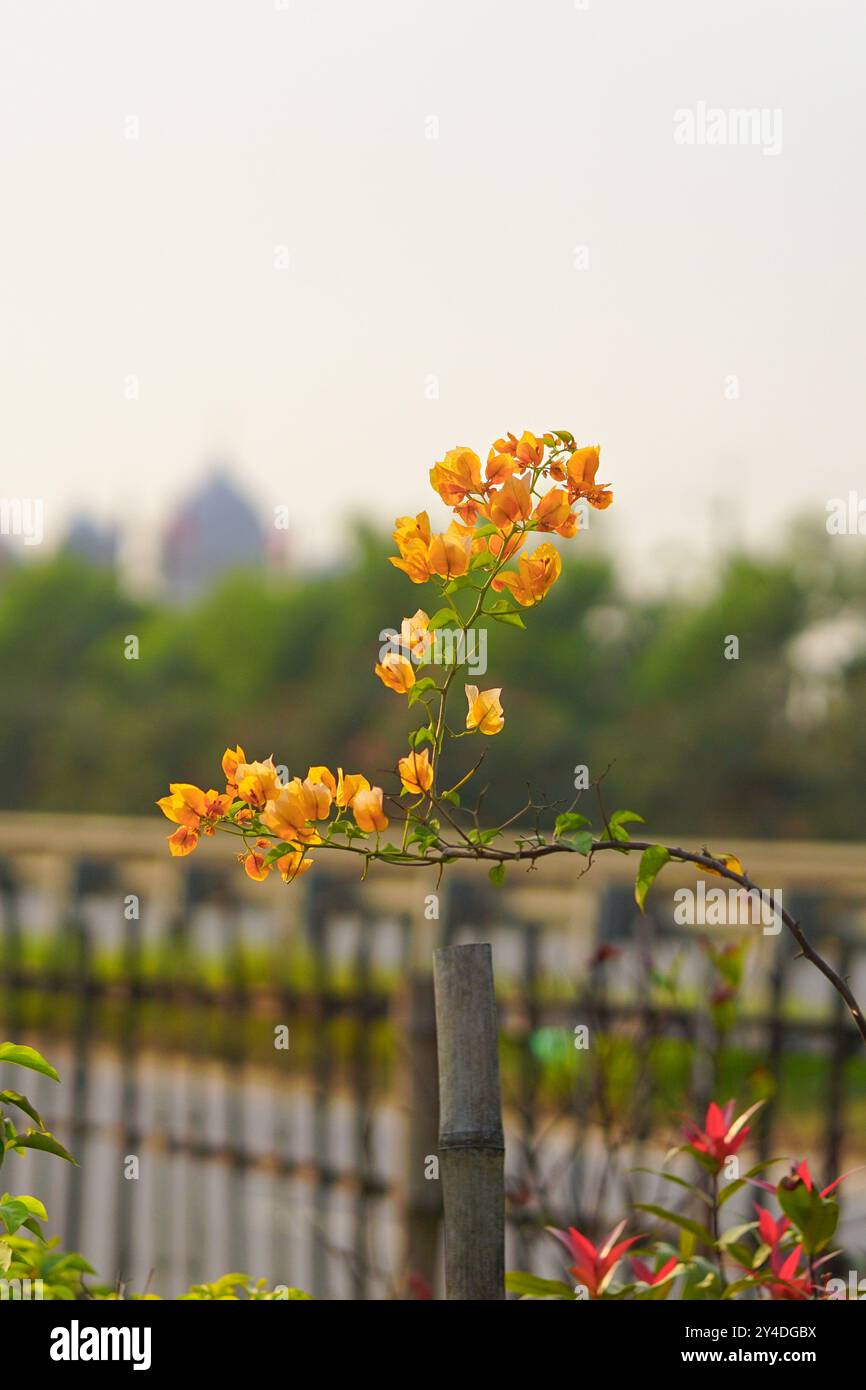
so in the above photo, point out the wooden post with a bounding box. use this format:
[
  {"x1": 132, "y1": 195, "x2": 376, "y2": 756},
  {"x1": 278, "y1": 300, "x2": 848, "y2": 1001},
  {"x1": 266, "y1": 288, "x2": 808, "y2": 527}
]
[
  {"x1": 402, "y1": 973, "x2": 441, "y2": 1296},
  {"x1": 433, "y1": 942, "x2": 505, "y2": 1300}
]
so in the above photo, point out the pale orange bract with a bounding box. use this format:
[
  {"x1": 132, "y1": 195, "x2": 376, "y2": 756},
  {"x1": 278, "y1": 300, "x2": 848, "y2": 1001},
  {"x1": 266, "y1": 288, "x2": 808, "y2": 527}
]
[
  {"x1": 397, "y1": 747, "x2": 434, "y2": 795},
  {"x1": 465, "y1": 685, "x2": 505, "y2": 736},
  {"x1": 375, "y1": 652, "x2": 416, "y2": 693},
  {"x1": 492, "y1": 542, "x2": 562, "y2": 607},
  {"x1": 352, "y1": 787, "x2": 389, "y2": 833}
]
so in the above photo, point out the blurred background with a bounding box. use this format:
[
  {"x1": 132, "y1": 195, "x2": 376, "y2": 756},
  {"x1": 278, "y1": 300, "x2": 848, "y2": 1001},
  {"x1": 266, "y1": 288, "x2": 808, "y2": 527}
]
[{"x1": 1, "y1": 0, "x2": 865, "y2": 1297}]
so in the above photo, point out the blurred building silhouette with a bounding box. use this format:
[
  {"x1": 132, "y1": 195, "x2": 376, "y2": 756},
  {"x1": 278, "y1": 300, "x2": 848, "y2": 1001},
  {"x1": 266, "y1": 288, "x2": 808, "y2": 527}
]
[
  {"x1": 63, "y1": 516, "x2": 119, "y2": 569},
  {"x1": 160, "y1": 467, "x2": 265, "y2": 602}
]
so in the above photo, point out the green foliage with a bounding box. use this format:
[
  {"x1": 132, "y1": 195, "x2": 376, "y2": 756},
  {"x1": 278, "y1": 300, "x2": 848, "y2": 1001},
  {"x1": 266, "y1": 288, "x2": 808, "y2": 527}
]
[{"x1": 1, "y1": 525, "x2": 864, "y2": 837}]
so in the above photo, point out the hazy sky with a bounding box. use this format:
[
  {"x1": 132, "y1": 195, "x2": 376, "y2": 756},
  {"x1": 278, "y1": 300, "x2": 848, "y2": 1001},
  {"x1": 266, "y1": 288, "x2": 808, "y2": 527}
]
[{"x1": 1, "y1": 0, "x2": 864, "y2": 586}]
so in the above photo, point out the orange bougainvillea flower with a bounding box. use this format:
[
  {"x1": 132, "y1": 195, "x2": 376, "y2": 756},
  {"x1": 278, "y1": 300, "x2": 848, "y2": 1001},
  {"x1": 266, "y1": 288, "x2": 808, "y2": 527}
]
[
  {"x1": 168, "y1": 825, "x2": 199, "y2": 857},
  {"x1": 515, "y1": 430, "x2": 544, "y2": 469},
  {"x1": 400, "y1": 609, "x2": 432, "y2": 663},
  {"x1": 157, "y1": 787, "x2": 203, "y2": 828},
  {"x1": 427, "y1": 525, "x2": 471, "y2": 579},
  {"x1": 276, "y1": 847, "x2": 314, "y2": 883},
  {"x1": 158, "y1": 785, "x2": 231, "y2": 845},
  {"x1": 389, "y1": 512, "x2": 435, "y2": 583},
  {"x1": 532, "y1": 487, "x2": 573, "y2": 533},
  {"x1": 222, "y1": 745, "x2": 246, "y2": 786},
  {"x1": 306, "y1": 765, "x2": 337, "y2": 799},
  {"x1": 352, "y1": 786, "x2": 389, "y2": 833},
  {"x1": 235, "y1": 757, "x2": 283, "y2": 808},
  {"x1": 336, "y1": 769, "x2": 371, "y2": 808},
  {"x1": 477, "y1": 528, "x2": 525, "y2": 565},
  {"x1": 465, "y1": 685, "x2": 504, "y2": 736},
  {"x1": 397, "y1": 747, "x2": 434, "y2": 795},
  {"x1": 390, "y1": 512, "x2": 472, "y2": 583},
  {"x1": 492, "y1": 541, "x2": 562, "y2": 607},
  {"x1": 243, "y1": 842, "x2": 272, "y2": 882},
  {"x1": 429, "y1": 447, "x2": 483, "y2": 509},
  {"x1": 566, "y1": 446, "x2": 613, "y2": 510},
  {"x1": 485, "y1": 450, "x2": 521, "y2": 487},
  {"x1": 375, "y1": 652, "x2": 416, "y2": 693},
  {"x1": 488, "y1": 475, "x2": 532, "y2": 531},
  {"x1": 260, "y1": 777, "x2": 329, "y2": 843},
  {"x1": 393, "y1": 511, "x2": 432, "y2": 549}
]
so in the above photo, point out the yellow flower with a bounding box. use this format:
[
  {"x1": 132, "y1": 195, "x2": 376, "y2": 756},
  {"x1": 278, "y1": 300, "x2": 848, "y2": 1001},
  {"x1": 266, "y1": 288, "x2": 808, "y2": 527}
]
[
  {"x1": 222, "y1": 744, "x2": 246, "y2": 786},
  {"x1": 515, "y1": 430, "x2": 544, "y2": 468},
  {"x1": 352, "y1": 786, "x2": 389, "y2": 833},
  {"x1": 157, "y1": 791, "x2": 200, "y2": 828},
  {"x1": 485, "y1": 450, "x2": 520, "y2": 487},
  {"x1": 336, "y1": 769, "x2": 371, "y2": 808},
  {"x1": 532, "y1": 487, "x2": 573, "y2": 533},
  {"x1": 488, "y1": 475, "x2": 533, "y2": 530},
  {"x1": 389, "y1": 513, "x2": 434, "y2": 582},
  {"x1": 243, "y1": 843, "x2": 272, "y2": 882},
  {"x1": 235, "y1": 758, "x2": 283, "y2": 807},
  {"x1": 492, "y1": 541, "x2": 562, "y2": 607},
  {"x1": 465, "y1": 685, "x2": 505, "y2": 736},
  {"x1": 427, "y1": 526, "x2": 471, "y2": 579},
  {"x1": 168, "y1": 825, "x2": 199, "y2": 856},
  {"x1": 276, "y1": 847, "x2": 314, "y2": 883},
  {"x1": 566, "y1": 446, "x2": 612, "y2": 510},
  {"x1": 397, "y1": 747, "x2": 434, "y2": 795},
  {"x1": 158, "y1": 785, "x2": 230, "y2": 830},
  {"x1": 429, "y1": 447, "x2": 483, "y2": 508},
  {"x1": 306, "y1": 765, "x2": 337, "y2": 799},
  {"x1": 389, "y1": 513, "x2": 473, "y2": 583},
  {"x1": 400, "y1": 609, "x2": 432, "y2": 662},
  {"x1": 375, "y1": 652, "x2": 416, "y2": 693},
  {"x1": 261, "y1": 777, "x2": 329, "y2": 843}
]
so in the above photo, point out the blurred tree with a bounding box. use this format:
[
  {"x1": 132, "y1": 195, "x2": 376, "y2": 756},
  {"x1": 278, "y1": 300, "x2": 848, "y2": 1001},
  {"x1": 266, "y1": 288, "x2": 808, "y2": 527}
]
[{"x1": 0, "y1": 525, "x2": 862, "y2": 839}]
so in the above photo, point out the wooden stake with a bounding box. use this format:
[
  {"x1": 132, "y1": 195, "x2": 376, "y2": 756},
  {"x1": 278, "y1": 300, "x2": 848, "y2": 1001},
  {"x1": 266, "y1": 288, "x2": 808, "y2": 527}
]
[{"x1": 433, "y1": 942, "x2": 505, "y2": 1299}]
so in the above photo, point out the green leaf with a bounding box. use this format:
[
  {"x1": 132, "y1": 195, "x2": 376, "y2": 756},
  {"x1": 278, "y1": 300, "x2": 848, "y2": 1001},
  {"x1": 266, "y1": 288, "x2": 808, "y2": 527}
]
[
  {"x1": 488, "y1": 863, "x2": 505, "y2": 886},
  {"x1": 632, "y1": 1203, "x2": 714, "y2": 1248},
  {"x1": 718, "y1": 1158, "x2": 783, "y2": 1208},
  {"x1": 467, "y1": 827, "x2": 500, "y2": 847},
  {"x1": 409, "y1": 726, "x2": 436, "y2": 750},
  {"x1": 721, "y1": 1276, "x2": 759, "y2": 1300},
  {"x1": 440, "y1": 789, "x2": 461, "y2": 807},
  {"x1": 635, "y1": 845, "x2": 671, "y2": 912},
  {"x1": 560, "y1": 831, "x2": 594, "y2": 856},
  {"x1": 554, "y1": 811, "x2": 592, "y2": 838},
  {"x1": 629, "y1": 1168, "x2": 712, "y2": 1207},
  {"x1": 0, "y1": 1199, "x2": 35, "y2": 1235},
  {"x1": 407, "y1": 677, "x2": 438, "y2": 707},
  {"x1": 491, "y1": 610, "x2": 525, "y2": 629},
  {"x1": 427, "y1": 608, "x2": 459, "y2": 631},
  {"x1": 776, "y1": 1182, "x2": 838, "y2": 1255},
  {"x1": 608, "y1": 810, "x2": 645, "y2": 843},
  {"x1": 407, "y1": 825, "x2": 440, "y2": 853},
  {"x1": 9, "y1": 1131, "x2": 76, "y2": 1165},
  {"x1": 0, "y1": 1044, "x2": 59, "y2": 1083},
  {"x1": 504, "y1": 1271, "x2": 575, "y2": 1300},
  {"x1": 0, "y1": 1091, "x2": 45, "y2": 1130},
  {"x1": 718, "y1": 1221, "x2": 757, "y2": 1248},
  {"x1": 262, "y1": 841, "x2": 298, "y2": 867}
]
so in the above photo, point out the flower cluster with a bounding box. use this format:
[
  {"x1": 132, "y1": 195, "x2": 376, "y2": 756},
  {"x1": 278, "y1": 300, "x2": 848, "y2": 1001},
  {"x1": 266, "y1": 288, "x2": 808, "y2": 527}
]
[
  {"x1": 158, "y1": 428, "x2": 611, "y2": 882},
  {"x1": 508, "y1": 1098, "x2": 861, "y2": 1301}
]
